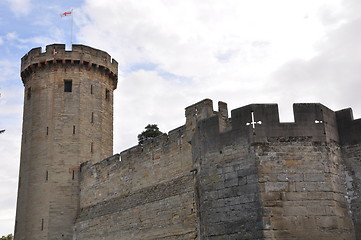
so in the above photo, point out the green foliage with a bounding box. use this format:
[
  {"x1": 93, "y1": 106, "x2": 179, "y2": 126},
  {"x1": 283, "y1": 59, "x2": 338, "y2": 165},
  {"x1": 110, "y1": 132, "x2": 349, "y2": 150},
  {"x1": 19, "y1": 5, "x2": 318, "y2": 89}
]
[
  {"x1": 138, "y1": 124, "x2": 163, "y2": 144},
  {"x1": 0, "y1": 130, "x2": 5, "y2": 134},
  {"x1": 0, "y1": 234, "x2": 13, "y2": 240}
]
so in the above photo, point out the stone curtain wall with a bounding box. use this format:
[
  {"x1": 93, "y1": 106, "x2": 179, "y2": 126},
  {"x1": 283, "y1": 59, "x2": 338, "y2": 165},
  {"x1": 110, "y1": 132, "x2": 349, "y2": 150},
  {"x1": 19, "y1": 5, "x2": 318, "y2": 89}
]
[
  {"x1": 74, "y1": 133, "x2": 197, "y2": 239},
  {"x1": 73, "y1": 99, "x2": 361, "y2": 240},
  {"x1": 74, "y1": 99, "x2": 221, "y2": 240}
]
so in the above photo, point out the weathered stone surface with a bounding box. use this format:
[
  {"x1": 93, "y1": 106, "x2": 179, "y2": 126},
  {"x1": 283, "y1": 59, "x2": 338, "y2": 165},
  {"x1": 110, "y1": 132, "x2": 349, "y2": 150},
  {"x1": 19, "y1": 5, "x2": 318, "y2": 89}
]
[{"x1": 15, "y1": 44, "x2": 117, "y2": 240}]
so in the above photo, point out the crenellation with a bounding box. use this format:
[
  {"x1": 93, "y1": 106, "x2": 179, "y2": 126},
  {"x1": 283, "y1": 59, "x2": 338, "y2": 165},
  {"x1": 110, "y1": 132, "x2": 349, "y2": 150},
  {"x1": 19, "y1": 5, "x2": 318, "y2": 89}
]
[
  {"x1": 21, "y1": 44, "x2": 118, "y2": 87},
  {"x1": 193, "y1": 102, "x2": 347, "y2": 145},
  {"x1": 336, "y1": 108, "x2": 361, "y2": 145}
]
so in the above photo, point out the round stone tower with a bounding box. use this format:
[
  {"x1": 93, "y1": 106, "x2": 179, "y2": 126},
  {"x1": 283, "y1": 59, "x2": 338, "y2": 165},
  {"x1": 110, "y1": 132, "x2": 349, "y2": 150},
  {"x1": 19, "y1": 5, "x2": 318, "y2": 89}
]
[{"x1": 14, "y1": 44, "x2": 118, "y2": 240}]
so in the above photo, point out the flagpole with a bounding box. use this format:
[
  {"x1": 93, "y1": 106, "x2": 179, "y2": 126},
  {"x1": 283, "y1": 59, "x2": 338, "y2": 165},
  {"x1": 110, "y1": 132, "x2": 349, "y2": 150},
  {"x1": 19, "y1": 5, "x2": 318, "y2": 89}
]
[
  {"x1": 71, "y1": 9, "x2": 74, "y2": 47},
  {"x1": 60, "y1": 9, "x2": 74, "y2": 49}
]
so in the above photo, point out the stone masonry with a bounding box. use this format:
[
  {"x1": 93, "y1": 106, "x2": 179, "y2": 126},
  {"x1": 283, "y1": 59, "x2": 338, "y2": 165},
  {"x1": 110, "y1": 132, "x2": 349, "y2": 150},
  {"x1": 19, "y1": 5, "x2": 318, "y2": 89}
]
[
  {"x1": 15, "y1": 44, "x2": 361, "y2": 240},
  {"x1": 15, "y1": 44, "x2": 117, "y2": 240}
]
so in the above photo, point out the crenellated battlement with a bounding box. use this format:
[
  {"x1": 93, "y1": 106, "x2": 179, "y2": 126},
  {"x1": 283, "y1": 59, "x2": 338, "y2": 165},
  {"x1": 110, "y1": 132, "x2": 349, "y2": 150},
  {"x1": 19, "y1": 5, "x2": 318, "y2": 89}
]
[
  {"x1": 229, "y1": 102, "x2": 339, "y2": 142},
  {"x1": 21, "y1": 44, "x2": 118, "y2": 88},
  {"x1": 191, "y1": 99, "x2": 361, "y2": 145},
  {"x1": 82, "y1": 99, "x2": 361, "y2": 176}
]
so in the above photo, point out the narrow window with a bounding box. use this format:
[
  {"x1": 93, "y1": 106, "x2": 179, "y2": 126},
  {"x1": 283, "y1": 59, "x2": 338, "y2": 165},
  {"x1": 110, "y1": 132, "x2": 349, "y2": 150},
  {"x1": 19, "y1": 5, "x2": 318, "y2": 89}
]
[
  {"x1": 72, "y1": 170, "x2": 75, "y2": 180},
  {"x1": 91, "y1": 112, "x2": 94, "y2": 123},
  {"x1": 90, "y1": 142, "x2": 94, "y2": 153},
  {"x1": 27, "y1": 87, "x2": 31, "y2": 100},
  {"x1": 46, "y1": 127, "x2": 49, "y2": 136},
  {"x1": 41, "y1": 219, "x2": 44, "y2": 231},
  {"x1": 73, "y1": 125, "x2": 76, "y2": 135},
  {"x1": 105, "y1": 88, "x2": 110, "y2": 101},
  {"x1": 90, "y1": 84, "x2": 93, "y2": 94},
  {"x1": 45, "y1": 171, "x2": 48, "y2": 181},
  {"x1": 64, "y1": 79, "x2": 72, "y2": 92}
]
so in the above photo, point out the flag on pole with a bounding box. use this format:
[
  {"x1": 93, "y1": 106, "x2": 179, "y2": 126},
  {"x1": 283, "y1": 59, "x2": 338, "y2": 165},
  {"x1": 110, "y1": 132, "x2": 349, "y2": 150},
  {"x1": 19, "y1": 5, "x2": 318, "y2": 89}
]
[
  {"x1": 60, "y1": 10, "x2": 72, "y2": 17},
  {"x1": 60, "y1": 9, "x2": 75, "y2": 46}
]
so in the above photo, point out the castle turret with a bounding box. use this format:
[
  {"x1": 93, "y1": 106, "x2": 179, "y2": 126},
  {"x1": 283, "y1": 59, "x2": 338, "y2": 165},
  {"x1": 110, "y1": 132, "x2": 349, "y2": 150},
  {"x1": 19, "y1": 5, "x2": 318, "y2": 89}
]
[{"x1": 14, "y1": 44, "x2": 118, "y2": 240}]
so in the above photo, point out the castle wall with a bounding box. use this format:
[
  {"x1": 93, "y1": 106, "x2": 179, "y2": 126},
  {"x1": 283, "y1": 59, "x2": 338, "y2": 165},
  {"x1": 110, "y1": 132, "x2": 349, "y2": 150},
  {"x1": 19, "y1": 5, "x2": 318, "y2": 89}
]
[
  {"x1": 74, "y1": 132, "x2": 197, "y2": 239},
  {"x1": 73, "y1": 99, "x2": 226, "y2": 240},
  {"x1": 192, "y1": 101, "x2": 356, "y2": 239}
]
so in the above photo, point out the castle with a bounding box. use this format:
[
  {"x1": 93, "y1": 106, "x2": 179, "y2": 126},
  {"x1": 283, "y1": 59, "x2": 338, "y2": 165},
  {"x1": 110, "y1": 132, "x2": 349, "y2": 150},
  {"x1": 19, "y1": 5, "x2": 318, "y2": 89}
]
[{"x1": 14, "y1": 44, "x2": 361, "y2": 240}]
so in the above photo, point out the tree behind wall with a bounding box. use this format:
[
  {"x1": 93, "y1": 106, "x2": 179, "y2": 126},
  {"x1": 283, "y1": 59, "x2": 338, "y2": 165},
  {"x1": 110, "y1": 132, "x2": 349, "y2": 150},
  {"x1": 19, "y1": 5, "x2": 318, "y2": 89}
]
[
  {"x1": 0, "y1": 234, "x2": 13, "y2": 240},
  {"x1": 138, "y1": 124, "x2": 163, "y2": 144}
]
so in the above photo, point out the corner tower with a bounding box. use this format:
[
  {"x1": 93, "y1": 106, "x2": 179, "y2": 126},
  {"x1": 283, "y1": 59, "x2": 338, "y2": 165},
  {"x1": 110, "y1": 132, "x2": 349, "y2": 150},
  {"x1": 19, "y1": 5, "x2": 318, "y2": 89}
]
[{"x1": 14, "y1": 44, "x2": 118, "y2": 240}]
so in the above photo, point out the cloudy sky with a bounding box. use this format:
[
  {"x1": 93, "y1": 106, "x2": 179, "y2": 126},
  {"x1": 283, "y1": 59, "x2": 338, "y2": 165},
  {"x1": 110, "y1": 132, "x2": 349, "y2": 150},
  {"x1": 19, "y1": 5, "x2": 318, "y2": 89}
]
[{"x1": 1, "y1": 0, "x2": 361, "y2": 236}]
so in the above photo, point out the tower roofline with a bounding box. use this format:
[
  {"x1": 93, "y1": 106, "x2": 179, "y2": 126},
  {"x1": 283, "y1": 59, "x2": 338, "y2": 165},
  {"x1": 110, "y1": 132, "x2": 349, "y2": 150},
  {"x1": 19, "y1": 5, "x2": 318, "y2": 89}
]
[{"x1": 21, "y1": 44, "x2": 118, "y2": 88}]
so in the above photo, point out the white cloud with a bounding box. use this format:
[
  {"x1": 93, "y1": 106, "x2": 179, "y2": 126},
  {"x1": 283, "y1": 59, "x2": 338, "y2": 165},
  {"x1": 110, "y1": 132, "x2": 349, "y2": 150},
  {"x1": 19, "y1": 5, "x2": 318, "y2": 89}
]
[{"x1": 6, "y1": 0, "x2": 32, "y2": 16}]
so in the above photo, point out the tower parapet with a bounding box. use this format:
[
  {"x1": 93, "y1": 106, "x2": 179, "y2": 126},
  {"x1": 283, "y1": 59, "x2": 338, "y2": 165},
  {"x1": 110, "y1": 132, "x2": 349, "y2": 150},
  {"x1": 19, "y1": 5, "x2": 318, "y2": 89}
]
[{"x1": 21, "y1": 44, "x2": 118, "y2": 89}]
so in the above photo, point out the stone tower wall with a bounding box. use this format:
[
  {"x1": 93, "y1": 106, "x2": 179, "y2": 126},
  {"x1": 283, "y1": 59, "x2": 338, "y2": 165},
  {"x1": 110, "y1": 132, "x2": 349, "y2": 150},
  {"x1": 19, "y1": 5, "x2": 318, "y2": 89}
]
[
  {"x1": 14, "y1": 44, "x2": 117, "y2": 240},
  {"x1": 336, "y1": 109, "x2": 361, "y2": 239},
  {"x1": 191, "y1": 101, "x2": 357, "y2": 239}
]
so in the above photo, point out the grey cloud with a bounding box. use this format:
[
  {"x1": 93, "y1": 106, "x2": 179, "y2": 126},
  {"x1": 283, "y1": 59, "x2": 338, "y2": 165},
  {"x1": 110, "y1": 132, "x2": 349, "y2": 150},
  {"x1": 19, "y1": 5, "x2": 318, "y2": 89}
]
[{"x1": 270, "y1": 14, "x2": 361, "y2": 117}]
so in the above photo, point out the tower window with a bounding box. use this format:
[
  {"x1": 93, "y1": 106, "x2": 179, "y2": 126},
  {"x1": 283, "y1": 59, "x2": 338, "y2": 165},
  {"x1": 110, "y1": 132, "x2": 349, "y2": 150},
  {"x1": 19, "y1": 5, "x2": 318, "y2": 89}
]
[
  {"x1": 91, "y1": 84, "x2": 93, "y2": 94},
  {"x1": 91, "y1": 112, "x2": 94, "y2": 123},
  {"x1": 41, "y1": 218, "x2": 44, "y2": 231},
  {"x1": 105, "y1": 88, "x2": 110, "y2": 101},
  {"x1": 46, "y1": 127, "x2": 49, "y2": 136},
  {"x1": 64, "y1": 80, "x2": 72, "y2": 92},
  {"x1": 91, "y1": 142, "x2": 94, "y2": 153},
  {"x1": 73, "y1": 125, "x2": 76, "y2": 135},
  {"x1": 45, "y1": 171, "x2": 48, "y2": 181},
  {"x1": 27, "y1": 87, "x2": 31, "y2": 100}
]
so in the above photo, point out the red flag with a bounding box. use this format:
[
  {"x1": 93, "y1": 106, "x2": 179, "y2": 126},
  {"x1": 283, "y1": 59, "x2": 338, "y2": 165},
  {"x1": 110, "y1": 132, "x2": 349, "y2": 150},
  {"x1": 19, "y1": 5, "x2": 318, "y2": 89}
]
[{"x1": 60, "y1": 10, "x2": 72, "y2": 17}]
